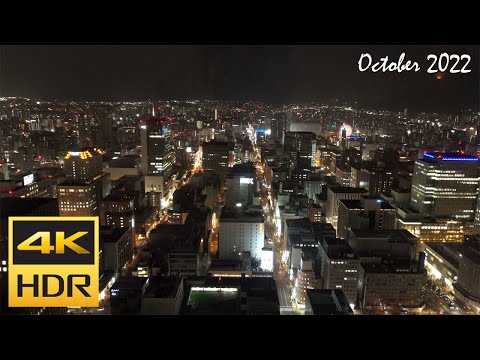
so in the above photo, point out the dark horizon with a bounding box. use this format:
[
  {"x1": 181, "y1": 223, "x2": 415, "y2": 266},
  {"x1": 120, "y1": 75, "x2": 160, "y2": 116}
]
[{"x1": 1, "y1": 45, "x2": 479, "y2": 113}]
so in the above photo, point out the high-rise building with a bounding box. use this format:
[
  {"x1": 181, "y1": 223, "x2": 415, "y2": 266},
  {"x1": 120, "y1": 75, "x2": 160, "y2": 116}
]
[
  {"x1": 225, "y1": 163, "x2": 256, "y2": 208},
  {"x1": 101, "y1": 114, "x2": 113, "y2": 146},
  {"x1": 140, "y1": 118, "x2": 173, "y2": 178},
  {"x1": 424, "y1": 237, "x2": 480, "y2": 311},
  {"x1": 77, "y1": 114, "x2": 91, "y2": 146},
  {"x1": 100, "y1": 226, "x2": 134, "y2": 274},
  {"x1": 351, "y1": 166, "x2": 394, "y2": 196},
  {"x1": 219, "y1": 207, "x2": 264, "y2": 261},
  {"x1": 317, "y1": 238, "x2": 363, "y2": 308},
  {"x1": 474, "y1": 194, "x2": 480, "y2": 235},
  {"x1": 326, "y1": 186, "x2": 369, "y2": 231},
  {"x1": 64, "y1": 147, "x2": 103, "y2": 182},
  {"x1": 362, "y1": 260, "x2": 426, "y2": 311},
  {"x1": 57, "y1": 176, "x2": 110, "y2": 217},
  {"x1": 140, "y1": 118, "x2": 174, "y2": 208},
  {"x1": 410, "y1": 152, "x2": 479, "y2": 221},
  {"x1": 202, "y1": 141, "x2": 229, "y2": 176},
  {"x1": 59, "y1": 147, "x2": 110, "y2": 217},
  {"x1": 337, "y1": 196, "x2": 396, "y2": 240},
  {"x1": 270, "y1": 114, "x2": 286, "y2": 141},
  {"x1": 289, "y1": 121, "x2": 322, "y2": 136},
  {"x1": 283, "y1": 132, "x2": 316, "y2": 170}
]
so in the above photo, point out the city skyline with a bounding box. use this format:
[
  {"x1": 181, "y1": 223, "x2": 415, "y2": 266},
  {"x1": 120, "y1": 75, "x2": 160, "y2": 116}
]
[
  {"x1": 1, "y1": 45, "x2": 478, "y2": 113},
  {"x1": 2, "y1": 45, "x2": 480, "y2": 316}
]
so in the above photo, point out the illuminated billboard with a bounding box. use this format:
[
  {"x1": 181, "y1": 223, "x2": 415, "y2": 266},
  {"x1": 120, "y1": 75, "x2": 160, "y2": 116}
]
[
  {"x1": 261, "y1": 247, "x2": 273, "y2": 271},
  {"x1": 23, "y1": 174, "x2": 34, "y2": 186}
]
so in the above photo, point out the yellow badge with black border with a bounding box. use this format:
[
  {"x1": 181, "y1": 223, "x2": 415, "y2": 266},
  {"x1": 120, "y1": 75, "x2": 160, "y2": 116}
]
[{"x1": 9, "y1": 217, "x2": 99, "y2": 307}]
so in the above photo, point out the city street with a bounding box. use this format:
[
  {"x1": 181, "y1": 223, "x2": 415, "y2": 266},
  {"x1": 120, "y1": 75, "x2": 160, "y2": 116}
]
[{"x1": 253, "y1": 145, "x2": 295, "y2": 314}]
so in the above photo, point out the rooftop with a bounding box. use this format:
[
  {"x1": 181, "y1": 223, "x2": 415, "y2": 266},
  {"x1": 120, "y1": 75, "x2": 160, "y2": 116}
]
[
  {"x1": 100, "y1": 226, "x2": 130, "y2": 243},
  {"x1": 340, "y1": 198, "x2": 395, "y2": 210},
  {"x1": 424, "y1": 242, "x2": 461, "y2": 269},
  {"x1": 108, "y1": 155, "x2": 140, "y2": 168},
  {"x1": 422, "y1": 152, "x2": 480, "y2": 163},
  {"x1": 329, "y1": 186, "x2": 369, "y2": 194},
  {"x1": 362, "y1": 261, "x2": 424, "y2": 274},
  {"x1": 321, "y1": 238, "x2": 357, "y2": 259},
  {"x1": 149, "y1": 223, "x2": 202, "y2": 252},
  {"x1": 110, "y1": 276, "x2": 148, "y2": 292},
  {"x1": 350, "y1": 229, "x2": 417, "y2": 244},
  {"x1": 65, "y1": 147, "x2": 103, "y2": 160},
  {"x1": 220, "y1": 207, "x2": 263, "y2": 223},
  {"x1": 306, "y1": 289, "x2": 353, "y2": 315},
  {"x1": 143, "y1": 277, "x2": 182, "y2": 298}
]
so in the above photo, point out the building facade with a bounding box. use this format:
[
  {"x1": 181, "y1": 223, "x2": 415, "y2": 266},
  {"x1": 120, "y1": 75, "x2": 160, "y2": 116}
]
[{"x1": 410, "y1": 153, "x2": 479, "y2": 221}]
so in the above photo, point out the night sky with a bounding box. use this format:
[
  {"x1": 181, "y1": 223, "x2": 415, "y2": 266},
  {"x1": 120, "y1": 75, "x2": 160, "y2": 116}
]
[{"x1": 1, "y1": 45, "x2": 478, "y2": 113}]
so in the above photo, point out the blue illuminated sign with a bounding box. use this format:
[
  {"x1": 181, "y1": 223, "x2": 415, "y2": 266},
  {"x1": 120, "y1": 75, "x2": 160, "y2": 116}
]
[
  {"x1": 256, "y1": 129, "x2": 265, "y2": 133},
  {"x1": 442, "y1": 157, "x2": 478, "y2": 161},
  {"x1": 424, "y1": 152, "x2": 478, "y2": 161}
]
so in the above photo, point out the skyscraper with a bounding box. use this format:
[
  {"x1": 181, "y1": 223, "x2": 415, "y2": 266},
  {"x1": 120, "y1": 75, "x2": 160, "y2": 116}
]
[
  {"x1": 283, "y1": 131, "x2": 316, "y2": 170},
  {"x1": 411, "y1": 152, "x2": 479, "y2": 221},
  {"x1": 202, "y1": 141, "x2": 229, "y2": 176},
  {"x1": 140, "y1": 118, "x2": 173, "y2": 178},
  {"x1": 225, "y1": 163, "x2": 256, "y2": 207},
  {"x1": 140, "y1": 117, "x2": 174, "y2": 208}
]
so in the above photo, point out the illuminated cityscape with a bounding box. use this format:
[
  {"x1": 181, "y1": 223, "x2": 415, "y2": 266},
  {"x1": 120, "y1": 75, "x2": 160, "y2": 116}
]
[{"x1": 1, "y1": 45, "x2": 480, "y2": 315}]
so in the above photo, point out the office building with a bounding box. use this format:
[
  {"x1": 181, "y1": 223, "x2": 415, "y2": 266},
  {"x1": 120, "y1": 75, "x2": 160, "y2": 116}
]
[
  {"x1": 100, "y1": 192, "x2": 135, "y2": 228},
  {"x1": 326, "y1": 186, "x2": 369, "y2": 231},
  {"x1": 57, "y1": 173, "x2": 110, "y2": 217},
  {"x1": 348, "y1": 229, "x2": 418, "y2": 262},
  {"x1": 202, "y1": 141, "x2": 229, "y2": 176},
  {"x1": 452, "y1": 238, "x2": 480, "y2": 311},
  {"x1": 0, "y1": 173, "x2": 60, "y2": 199},
  {"x1": 285, "y1": 219, "x2": 336, "y2": 272},
  {"x1": 317, "y1": 238, "x2": 363, "y2": 308},
  {"x1": 64, "y1": 147, "x2": 104, "y2": 182},
  {"x1": 362, "y1": 260, "x2": 427, "y2": 311},
  {"x1": 308, "y1": 204, "x2": 323, "y2": 223},
  {"x1": 351, "y1": 167, "x2": 394, "y2": 196},
  {"x1": 105, "y1": 155, "x2": 141, "y2": 181},
  {"x1": 335, "y1": 166, "x2": 351, "y2": 187},
  {"x1": 148, "y1": 223, "x2": 204, "y2": 276},
  {"x1": 225, "y1": 163, "x2": 256, "y2": 207},
  {"x1": 140, "y1": 118, "x2": 173, "y2": 178},
  {"x1": 140, "y1": 118, "x2": 174, "y2": 208},
  {"x1": 219, "y1": 207, "x2": 264, "y2": 261},
  {"x1": 410, "y1": 152, "x2": 479, "y2": 221},
  {"x1": 270, "y1": 114, "x2": 286, "y2": 141},
  {"x1": 59, "y1": 146, "x2": 110, "y2": 217},
  {"x1": 283, "y1": 132, "x2": 316, "y2": 169},
  {"x1": 100, "y1": 226, "x2": 134, "y2": 274},
  {"x1": 423, "y1": 242, "x2": 460, "y2": 292},
  {"x1": 337, "y1": 196, "x2": 396, "y2": 240},
  {"x1": 289, "y1": 121, "x2": 322, "y2": 136},
  {"x1": 294, "y1": 253, "x2": 317, "y2": 307}
]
